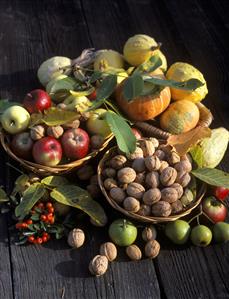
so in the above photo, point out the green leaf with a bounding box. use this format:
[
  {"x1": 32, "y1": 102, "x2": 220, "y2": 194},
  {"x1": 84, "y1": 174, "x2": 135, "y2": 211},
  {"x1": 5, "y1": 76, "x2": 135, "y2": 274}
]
[
  {"x1": 96, "y1": 74, "x2": 117, "y2": 100},
  {"x1": 41, "y1": 176, "x2": 69, "y2": 188},
  {"x1": 191, "y1": 168, "x2": 229, "y2": 188},
  {"x1": 50, "y1": 185, "x2": 107, "y2": 226},
  {"x1": 189, "y1": 145, "x2": 204, "y2": 168},
  {"x1": 15, "y1": 183, "x2": 46, "y2": 220},
  {"x1": 0, "y1": 99, "x2": 22, "y2": 114},
  {"x1": 105, "y1": 111, "x2": 136, "y2": 154},
  {"x1": 11, "y1": 174, "x2": 30, "y2": 196},
  {"x1": 0, "y1": 188, "x2": 9, "y2": 202},
  {"x1": 69, "y1": 88, "x2": 94, "y2": 97},
  {"x1": 30, "y1": 214, "x2": 40, "y2": 221},
  {"x1": 135, "y1": 55, "x2": 162, "y2": 75},
  {"x1": 42, "y1": 107, "x2": 79, "y2": 126},
  {"x1": 123, "y1": 73, "x2": 144, "y2": 100},
  {"x1": 89, "y1": 71, "x2": 103, "y2": 83},
  {"x1": 143, "y1": 76, "x2": 204, "y2": 91},
  {"x1": 48, "y1": 77, "x2": 77, "y2": 94},
  {"x1": 86, "y1": 97, "x2": 106, "y2": 111}
]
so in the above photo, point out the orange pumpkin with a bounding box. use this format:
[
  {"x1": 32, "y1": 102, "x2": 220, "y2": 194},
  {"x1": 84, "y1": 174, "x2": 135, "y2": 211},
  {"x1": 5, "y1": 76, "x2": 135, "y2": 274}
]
[
  {"x1": 115, "y1": 72, "x2": 171, "y2": 121},
  {"x1": 160, "y1": 100, "x2": 200, "y2": 134}
]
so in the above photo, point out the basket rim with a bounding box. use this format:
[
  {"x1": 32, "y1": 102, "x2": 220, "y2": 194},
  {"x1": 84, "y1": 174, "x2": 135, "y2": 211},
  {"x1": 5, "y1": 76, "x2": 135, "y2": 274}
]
[
  {"x1": 98, "y1": 145, "x2": 206, "y2": 223},
  {"x1": 0, "y1": 129, "x2": 114, "y2": 174}
]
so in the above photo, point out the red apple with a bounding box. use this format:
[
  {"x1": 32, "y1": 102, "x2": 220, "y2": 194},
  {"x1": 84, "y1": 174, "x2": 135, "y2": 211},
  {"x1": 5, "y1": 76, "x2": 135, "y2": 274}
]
[
  {"x1": 32, "y1": 137, "x2": 62, "y2": 166},
  {"x1": 213, "y1": 186, "x2": 229, "y2": 201},
  {"x1": 88, "y1": 90, "x2": 97, "y2": 101},
  {"x1": 61, "y1": 128, "x2": 90, "y2": 160},
  {"x1": 131, "y1": 128, "x2": 142, "y2": 140},
  {"x1": 23, "y1": 89, "x2": 52, "y2": 114},
  {"x1": 11, "y1": 132, "x2": 34, "y2": 160},
  {"x1": 202, "y1": 196, "x2": 228, "y2": 223}
]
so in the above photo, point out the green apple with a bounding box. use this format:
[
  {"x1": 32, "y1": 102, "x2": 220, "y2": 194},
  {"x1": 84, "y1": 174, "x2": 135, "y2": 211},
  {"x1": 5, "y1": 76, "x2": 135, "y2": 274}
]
[
  {"x1": 213, "y1": 222, "x2": 229, "y2": 243},
  {"x1": 63, "y1": 95, "x2": 91, "y2": 111},
  {"x1": 108, "y1": 219, "x2": 137, "y2": 246},
  {"x1": 165, "y1": 220, "x2": 191, "y2": 245},
  {"x1": 1, "y1": 105, "x2": 30, "y2": 134},
  {"x1": 190, "y1": 225, "x2": 212, "y2": 247},
  {"x1": 86, "y1": 108, "x2": 111, "y2": 137}
]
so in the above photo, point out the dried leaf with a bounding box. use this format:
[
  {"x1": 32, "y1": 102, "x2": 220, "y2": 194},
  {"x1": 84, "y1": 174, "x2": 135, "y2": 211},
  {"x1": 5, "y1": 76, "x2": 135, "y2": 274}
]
[
  {"x1": 167, "y1": 126, "x2": 211, "y2": 156},
  {"x1": 42, "y1": 107, "x2": 80, "y2": 126}
]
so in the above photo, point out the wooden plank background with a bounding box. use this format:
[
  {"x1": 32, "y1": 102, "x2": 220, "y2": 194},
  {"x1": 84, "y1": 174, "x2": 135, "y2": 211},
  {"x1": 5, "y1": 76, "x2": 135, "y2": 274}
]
[{"x1": 0, "y1": 0, "x2": 229, "y2": 298}]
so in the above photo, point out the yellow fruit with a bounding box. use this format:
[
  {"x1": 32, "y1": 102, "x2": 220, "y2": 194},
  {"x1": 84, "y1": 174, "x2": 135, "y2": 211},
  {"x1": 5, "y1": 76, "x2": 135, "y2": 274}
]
[
  {"x1": 123, "y1": 34, "x2": 167, "y2": 70},
  {"x1": 166, "y1": 62, "x2": 208, "y2": 103},
  {"x1": 160, "y1": 100, "x2": 200, "y2": 134},
  {"x1": 94, "y1": 50, "x2": 124, "y2": 71}
]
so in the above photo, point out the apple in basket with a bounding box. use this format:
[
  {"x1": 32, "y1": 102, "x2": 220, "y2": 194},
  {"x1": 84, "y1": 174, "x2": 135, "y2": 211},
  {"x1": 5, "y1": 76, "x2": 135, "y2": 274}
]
[
  {"x1": 11, "y1": 132, "x2": 34, "y2": 160},
  {"x1": 61, "y1": 128, "x2": 90, "y2": 160},
  {"x1": 23, "y1": 89, "x2": 52, "y2": 114},
  {"x1": 32, "y1": 137, "x2": 62, "y2": 166},
  {"x1": 1, "y1": 105, "x2": 30, "y2": 134},
  {"x1": 86, "y1": 108, "x2": 111, "y2": 138}
]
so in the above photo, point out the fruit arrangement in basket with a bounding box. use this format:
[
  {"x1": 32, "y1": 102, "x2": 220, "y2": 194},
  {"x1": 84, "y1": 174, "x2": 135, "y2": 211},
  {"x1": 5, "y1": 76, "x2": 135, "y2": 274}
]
[{"x1": 0, "y1": 34, "x2": 229, "y2": 277}]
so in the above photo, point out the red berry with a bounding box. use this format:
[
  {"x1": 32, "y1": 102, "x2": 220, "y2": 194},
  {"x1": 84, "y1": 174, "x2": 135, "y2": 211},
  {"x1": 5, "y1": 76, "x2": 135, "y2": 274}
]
[
  {"x1": 40, "y1": 215, "x2": 47, "y2": 222},
  {"x1": 48, "y1": 207, "x2": 54, "y2": 213},
  {"x1": 21, "y1": 223, "x2": 28, "y2": 229},
  {"x1": 28, "y1": 236, "x2": 35, "y2": 243},
  {"x1": 42, "y1": 236, "x2": 48, "y2": 243},
  {"x1": 37, "y1": 238, "x2": 43, "y2": 244},
  {"x1": 26, "y1": 219, "x2": 33, "y2": 225},
  {"x1": 214, "y1": 186, "x2": 229, "y2": 201},
  {"x1": 15, "y1": 223, "x2": 22, "y2": 229},
  {"x1": 46, "y1": 202, "x2": 53, "y2": 209},
  {"x1": 49, "y1": 217, "x2": 55, "y2": 224},
  {"x1": 42, "y1": 232, "x2": 49, "y2": 237},
  {"x1": 38, "y1": 203, "x2": 44, "y2": 209}
]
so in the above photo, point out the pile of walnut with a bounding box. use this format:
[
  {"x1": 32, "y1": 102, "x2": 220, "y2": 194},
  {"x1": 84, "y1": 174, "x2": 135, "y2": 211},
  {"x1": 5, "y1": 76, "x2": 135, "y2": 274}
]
[{"x1": 102, "y1": 138, "x2": 193, "y2": 217}]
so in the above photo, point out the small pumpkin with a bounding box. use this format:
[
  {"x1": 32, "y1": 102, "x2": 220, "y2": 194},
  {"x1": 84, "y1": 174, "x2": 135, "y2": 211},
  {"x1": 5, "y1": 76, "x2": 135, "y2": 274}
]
[
  {"x1": 115, "y1": 72, "x2": 171, "y2": 121},
  {"x1": 160, "y1": 100, "x2": 200, "y2": 134}
]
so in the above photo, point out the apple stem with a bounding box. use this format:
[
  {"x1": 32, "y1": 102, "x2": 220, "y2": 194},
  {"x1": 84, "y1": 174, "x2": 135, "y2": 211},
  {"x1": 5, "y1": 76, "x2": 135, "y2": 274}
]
[{"x1": 122, "y1": 219, "x2": 127, "y2": 229}]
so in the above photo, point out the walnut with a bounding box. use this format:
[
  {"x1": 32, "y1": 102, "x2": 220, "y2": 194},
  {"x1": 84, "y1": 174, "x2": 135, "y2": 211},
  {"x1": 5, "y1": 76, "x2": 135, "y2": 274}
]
[
  {"x1": 151, "y1": 201, "x2": 172, "y2": 217},
  {"x1": 161, "y1": 187, "x2": 178, "y2": 203},
  {"x1": 181, "y1": 153, "x2": 192, "y2": 163},
  {"x1": 30, "y1": 125, "x2": 45, "y2": 140},
  {"x1": 174, "y1": 160, "x2": 192, "y2": 173},
  {"x1": 76, "y1": 165, "x2": 94, "y2": 180},
  {"x1": 134, "y1": 172, "x2": 145, "y2": 185},
  {"x1": 102, "y1": 168, "x2": 116, "y2": 178},
  {"x1": 145, "y1": 240, "x2": 160, "y2": 258},
  {"x1": 160, "y1": 167, "x2": 177, "y2": 186},
  {"x1": 87, "y1": 184, "x2": 101, "y2": 198},
  {"x1": 90, "y1": 134, "x2": 104, "y2": 149},
  {"x1": 145, "y1": 171, "x2": 160, "y2": 188},
  {"x1": 167, "y1": 151, "x2": 180, "y2": 165},
  {"x1": 89, "y1": 255, "x2": 108, "y2": 276},
  {"x1": 90, "y1": 174, "x2": 99, "y2": 185},
  {"x1": 62, "y1": 119, "x2": 80, "y2": 129},
  {"x1": 123, "y1": 197, "x2": 140, "y2": 212},
  {"x1": 67, "y1": 228, "x2": 85, "y2": 248},
  {"x1": 154, "y1": 149, "x2": 166, "y2": 160},
  {"x1": 148, "y1": 137, "x2": 159, "y2": 148},
  {"x1": 117, "y1": 167, "x2": 136, "y2": 184},
  {"x1": 159, "y1": 161, "x2": 169, "y2": 173},
  {"x1": 126, "y1": 182, "x2": 145, "y2": 199},
  {"x1": 132, "y1": 158, "x2": 146, "y2": 173},
  {"x1": 139, "y1": 139, "x2": 155, "y2": 157},
  {"x1": 176, "y1": 171, "x2": 191, "y2": 187},
  {"x1": 47, "y1": 125, "x2": 64, "y2": 139},
  {"x1": 110, "y1": 187, "x2": 125, "y2": 203},
  {"x1": 137, "y1": 204, "x2": 151, "y2": 216},
  {"x1": 100, "y1": 242, "x2": 117, "y2": 262},
  {"x1": 110, "y1": 155, "x2": 127, "y2": 169},
  {"x1": 127, "y1": 147, "x2": 144, "y2": 160},
  {"x1": 171, "y1": 200, "x2": 183, "y2": 214},
  {"x1": 145, "y1": 156, "x2": 161, "y2": 171},
  {"x1": 126, "y1": 245, "x2": 142, "y2": 261},
  {"x1": 170, "y1": 183, "x2": 183, "y2": 199},
  {"x1": 142, "y1": 225, "x2": 157, "y2": 242},
  {"x1": 104, "y1": 178, "x2": 118, "y2": 190},
  {"x1": 158, "y1": 144, "x2": 173, "y2": 156},
  {"x1": 143, "y1": 188, "x2": 161, "y2": 205}
]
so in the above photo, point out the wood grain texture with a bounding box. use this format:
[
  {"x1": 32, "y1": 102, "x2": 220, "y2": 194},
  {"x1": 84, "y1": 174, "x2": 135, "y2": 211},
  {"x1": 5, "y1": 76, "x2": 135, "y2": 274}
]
[{"x1": 0, "y1": 0, "x2": 229, "y2": 298}]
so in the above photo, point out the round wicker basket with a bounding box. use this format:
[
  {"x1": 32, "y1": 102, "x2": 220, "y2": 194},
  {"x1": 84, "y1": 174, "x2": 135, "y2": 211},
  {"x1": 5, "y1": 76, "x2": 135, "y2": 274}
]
[
  {"x1": 98, "y1": 145, "x2": 206, "y2": 223},
  {"x1": 0, "y1": 130, "x2": 114, "y2": 176}
]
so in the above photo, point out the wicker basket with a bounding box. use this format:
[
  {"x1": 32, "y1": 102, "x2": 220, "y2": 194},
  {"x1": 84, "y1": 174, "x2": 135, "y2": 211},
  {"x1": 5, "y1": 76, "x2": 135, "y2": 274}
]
[
  {"x1": 0, "y1": 130, "x2": 114, "y2": 176},
  {"x1": 98, "y1": 145, "x2": 206, "y2": 223}
]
